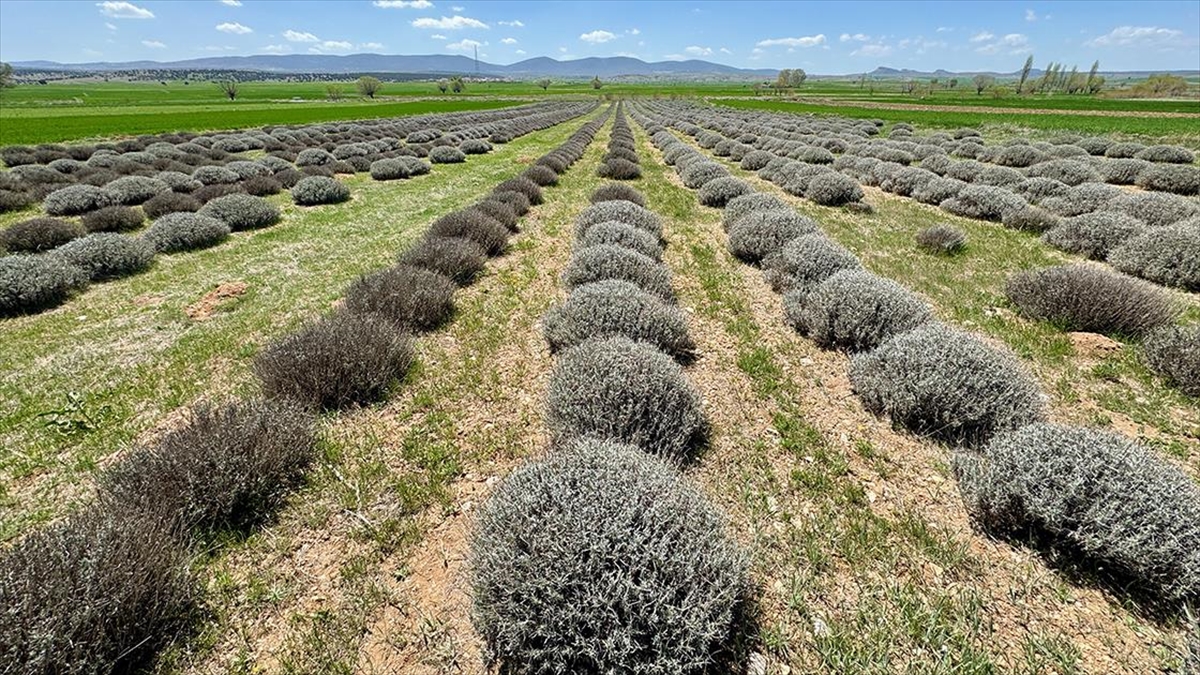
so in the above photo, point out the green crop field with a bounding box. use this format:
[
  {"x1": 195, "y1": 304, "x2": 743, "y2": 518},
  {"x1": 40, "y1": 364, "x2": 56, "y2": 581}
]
[
  {"x1": 0, "y1": 95, "x2": 524, "y2": 145},
  {"x1": 4, "y1": 77, "x2": 1197, "y2": 146},
  {"x1": 713, "y1": 97, "x2": 1200, "y2": 144}
]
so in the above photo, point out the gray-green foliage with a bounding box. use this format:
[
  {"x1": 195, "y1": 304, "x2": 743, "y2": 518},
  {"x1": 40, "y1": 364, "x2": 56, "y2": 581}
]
[
  {"x1": 1109, "y1": 222, "x2": 1200, "y2": 291},
  {"x1": 398, "y1": 236, "x2": 486, "y2": 286},
  {"x1": 544, "y1": 280, "x2": 695, "y2": 360},
  {"x1": 805, "y1": 172, "x2": 864, "y2": 206},
  {"x1": 940, "y1": 185, "x2": 1025, "y2": 221},
  {"x1": 956, "y1": 423, "x2": 1200, "y2": 606},
  {"x1": 680, "y1": 161, "x2": 728, "y2": 189},
  {"x1": 576, "y1": 221, "x2": 662, "y2": 260},
  {"x1": 0, "y1": 254, "x2": 89, "y2": 315},
  {"x1": 54, "y1": 233, "x2": 155, "y2": 280},
  {"x1": 429, "y1": 146, "x2": 466, "y2": 164},
  {"x1": 1042, "y1": 211, "x2": 1146, "y2": 260},
  {"x1": 786, "y1": 269, "x2": 934, "y2": 352},
  {"x1": 563, "y1": 244, "x2": 674, "y2": 301},
  {"x1": 698, "y1": 177, "x2": 753, "y2": 208},
  {"x1": 253, "y1": 310, "x2": 414, "y2": 410},
  {"x1": 727, "y1": 209, "x2": 820, "y2": 263},
  {"x1": 849, "y1": 323, "x2": 1046, "y2": 446},
  {"x1": 915, "y1": 224, "x2": 967, "y2": 254},
  {"x1": 1111, "y1": 191, "x2": 1199, "y2": 227},
  {"x1": 343, "y1": 264, "x2": 455, "y2": 332},
  {"x1": 1005, "y1": 264, "x2": 1177, "y2": 337},
  {"x1": 1136, "y1": 163, "x2": 1200, "y2": 196},
  {"x1": 761, "y1": 233, "x2": 861, "y2": 292},
  {"x1": 100, "y1": 399, "x2": 317, "y2": 534},
  {"x1": 105, "y1": 175, "x2": 170, "y2": 206},
  {"x1": 1, "y1": 217, "x2": 85, "y2": 253},
  {"x1": 469, "y1": 440, "x2": 746, "y2": 674},
  {"x1": 1142, "y1": 325, "x2": 1200, "y2": 397},
  {"x1": 143, "y1": 212, "x2": 231, "y2": 253},
  {"x1": 199, "y1": 193, "x2": 281, "y2": 230},
  {"x1": 546, "y1": 337, "x2": 704, "y2": 459},
  {"x1": 291, "y1": 176, "x2": 351, "y2": 206},
  {"x1": 722, "y1": 192, "x2": 788, "y2": 231},
  {"x1": 576, "y1": 200, "x2": 662, "y2": 240},
  {"x1": 369, "y1": 157, "x2": 430, "y2": 181},
  {"x1": 43, "y1": 184, "x2": 119, "y2": 216},
  {"x1": 0, "y1": 508, "x2": 197, "y2": 675}
]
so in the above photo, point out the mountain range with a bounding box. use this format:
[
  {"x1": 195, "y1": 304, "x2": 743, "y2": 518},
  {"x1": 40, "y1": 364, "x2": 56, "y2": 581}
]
[
  {"x1": 11, "y1": 55, "x2": 1195, "y2": 80},
  {"x1": 12, "y1": 54, "x2": 777, "y2": 78}
]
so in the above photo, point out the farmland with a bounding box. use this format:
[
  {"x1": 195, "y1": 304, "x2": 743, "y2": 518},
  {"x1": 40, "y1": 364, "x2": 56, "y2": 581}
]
[{"x1": 2, "y1": 53, "x2": 1200, "y2": 675}]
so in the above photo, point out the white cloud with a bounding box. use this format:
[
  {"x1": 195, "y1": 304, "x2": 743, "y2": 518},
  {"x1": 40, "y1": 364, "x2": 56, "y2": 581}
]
[
  {"x1": 558, "y1": 46, "x2": 568, "y2": 53},
  {"x1": 216, "y1": 22, "x2": 252, "y2": 34},
  {"x1": 756, "y1": 34, "x2": 826, "y2": 48},
  {"x1": 283, "y1": 29, "x2": 320, "y2": 42},
  {"x1": 627, "y1": 28, "x2": 640, "y2": 35},
  {"x1": 1025, "y1": 9, "x2": 1037, "y2": 21},
  {"x1": 452, "y1": 5, "x2": 464, "y2": 11},
  {"x1": 515, "y1": 49, "x2": 526, "y2": 55},
  {"x1": 936, "y1": 26, "x2": 953, "y2": 32},
  {"x1": 374, "y1": 0, "x2": 434, "y2": 7},
  {"x1": 970, "y1": 31, "x2": 995, "y2": 42},
  {"x1": 141, "y1": 39, "x2": 166, "y2": 48},
  {"x1": 719, "y1": 46, "x2": 732, "y2": 54},
  {"x1": 851, "y1": 43, "x2": 892, "y2": 57},
  {"x1": 751, "y1": 47, "x2": 764, "y2": 54},
  {"x1": 684, "y1": 45, "x2": 712, "y2": 57},
  {"x1": 975, "y1": 32, "x2": 1030, "y2": 54},
  {"x1": 898, "y1": 37, "x2": 947, "y2": 54},
  {"x1": 614, "y1": 51, "x2": 638, "y2": 57},
  {"x1": 309, "y1": 40, "x2": 353, "y2": 53},
  {"x1": 360, "y1": 42, "x2": 384, "y2": 50},
  {"x1": 430, "y1": 34, "x2": 447, "y2": 39},
  {"x1": 498, "y1": 19, "x2": 524, "y2": 27},
  {"x1": 105, "y1": 22, "x2": 117, "y2": 30},
  {"x1": 501, "y1": 37, "x2": 518, "y2": 44},
  {"x1": 446, "y1": 38, "x2": 484, "y2": 51},
  {"x1": 580, "y1": 29, "x2": 617, "y2": 44},
  {"x1": 97, "y1": 1, "x2": 153, "y2": 19},
  {"x1": 220, "y1": 0, "x2": 242, "y2": 6},
  {"x1": 840, "y1": 33, "x2": 870, "y2": 42},
  {"x1": 261, "y1": 44, "x2": 290, "y2": 53},
  {"x1": 412, "y1": 15, "x2": 488, "y2": 29},
  {"x1": 1086, "y1": 25, "x2": 1187, "y2": 48}
]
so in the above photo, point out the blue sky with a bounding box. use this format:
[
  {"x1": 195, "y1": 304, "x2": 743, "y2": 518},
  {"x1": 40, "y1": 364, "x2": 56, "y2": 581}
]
[{"x1": 1, "y1": 0, "x2": 1198, "y2": 73}]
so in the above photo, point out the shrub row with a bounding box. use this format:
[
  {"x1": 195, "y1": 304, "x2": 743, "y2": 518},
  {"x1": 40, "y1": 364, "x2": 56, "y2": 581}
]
[
  {"x1": 635, "y1": 100, "x2": 1199, "y2": 294},
  {"x1": 2, "y1": 102, "x2": 596, "y2": 216},
  {"x1": 634, "y1": 100, "x2": 1200, "y2": 611},
  {"x1": 596, "y1": 104, "x2": 642, "y2": 181},
  {"x1": 1, "y1": 191, "x2": 286, "y2": 317},
  {"x1": 0, "y1": 105, "x2": 605, "y2": 675},
  {"x1": 471, "y1": 121, "x2": 747, "y2": 674}
]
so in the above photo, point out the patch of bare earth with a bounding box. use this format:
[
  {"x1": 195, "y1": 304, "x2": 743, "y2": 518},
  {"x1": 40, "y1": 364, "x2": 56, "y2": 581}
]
[
  {"x1": 186, "y1": 281, "x2": 249, "y2": 321},
  {"x1": 650, "y1": 138, "x2": 1181, "y2": 672}
]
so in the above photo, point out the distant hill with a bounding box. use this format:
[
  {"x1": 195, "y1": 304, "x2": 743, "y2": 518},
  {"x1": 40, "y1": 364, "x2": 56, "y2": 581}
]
[{"x1": 11, "y1": 54, "x2": 778, "y2": 79}]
